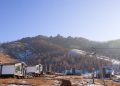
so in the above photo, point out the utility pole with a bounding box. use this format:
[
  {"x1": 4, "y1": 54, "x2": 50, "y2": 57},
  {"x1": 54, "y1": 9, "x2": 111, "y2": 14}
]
[
  {"x1": 92, "y1": 47, "x2": 105, "y2": 85},
  {"x1": 92, "y1": 67, "x2": 95, "y2": 84},
  {"x1": 0, "y1": 61, "x2": 2, "y2": 76},
  {"x1": 91, "y1": 47, "x2": 96, "y2": 84}
]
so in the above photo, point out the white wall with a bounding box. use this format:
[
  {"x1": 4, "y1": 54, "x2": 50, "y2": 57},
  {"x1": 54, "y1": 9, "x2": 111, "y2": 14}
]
[
  {"x1": 2, "y1": 65, "x2": 15, "y2": 74},
  {"x1": 27, "y1": 66, "x2": 36, "y2": 73}
]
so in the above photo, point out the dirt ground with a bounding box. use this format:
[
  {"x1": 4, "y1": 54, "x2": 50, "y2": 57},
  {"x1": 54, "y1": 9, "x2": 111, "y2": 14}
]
[
  {"x1": 95, "y1": 79, "x2": 120, "y2": 86},
  {"x1": 55, "y1": 75, "x2": 120, "y2": 86},
  {"x1": 0, "y1": 77, "x2": 55, "y2": 86},
  {"x1": 0, "y1": 75, "x2": 120, "y2": 86}
]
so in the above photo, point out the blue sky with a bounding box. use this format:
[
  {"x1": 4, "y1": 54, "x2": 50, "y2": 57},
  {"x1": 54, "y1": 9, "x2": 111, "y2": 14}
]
[{"x1": 0, "y1": 0, "x2": 120, "y2": 42}]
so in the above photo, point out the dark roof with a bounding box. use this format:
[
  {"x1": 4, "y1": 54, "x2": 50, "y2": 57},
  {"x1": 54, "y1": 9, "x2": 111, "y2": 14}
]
[{"x1": 1, "y1": 61, "x2": 20, "y2": 65}]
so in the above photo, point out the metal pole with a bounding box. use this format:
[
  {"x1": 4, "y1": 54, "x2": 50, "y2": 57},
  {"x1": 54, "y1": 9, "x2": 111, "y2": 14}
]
[
  {"x1": 91, "y1": 47, "x2": 96, "y2": 84},
  {"x1": 0, "y1": 61, "x2": 2, "y2": 76},
  {"x1": 92, "y1": 68, "x2": 95, "y2": 84}
]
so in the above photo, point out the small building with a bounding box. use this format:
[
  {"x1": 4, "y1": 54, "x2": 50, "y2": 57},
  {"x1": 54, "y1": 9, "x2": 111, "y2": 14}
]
[
  {"x1": 26, "y1": 64, "x2": 43, "y2": 77},
  {"x1": 95, "y1": 66, "x2": 114, "y2": 78},
  {"x1": 0, "y1": 62, "x2": 27, "y2": 78},
  {"x1": 65, "y1": 68, "x2": 82, "y2": 75}
]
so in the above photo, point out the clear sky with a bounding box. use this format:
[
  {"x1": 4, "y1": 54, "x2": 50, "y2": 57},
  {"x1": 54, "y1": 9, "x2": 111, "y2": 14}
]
[{"x1": 0, "y1": 0, "x2": 120, "y2": 42}]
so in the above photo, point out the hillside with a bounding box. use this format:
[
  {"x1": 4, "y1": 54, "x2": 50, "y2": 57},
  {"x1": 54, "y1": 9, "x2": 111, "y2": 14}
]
[
  {"x1": 0, "y1": 35, "x2": 120, "y2": 72},
  {"x1": 0, "y1": 53, "x2": 18, "y2": 64}
]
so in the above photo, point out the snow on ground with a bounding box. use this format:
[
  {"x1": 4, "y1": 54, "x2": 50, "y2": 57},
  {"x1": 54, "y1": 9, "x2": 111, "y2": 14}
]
[
  {"x1": 115, "y1": 75, "x2": 120, "y2": 78},
  {"x1": 85, "y1": 84, "x2": 104, "y2": 86},
  {"x1": 69, "y1": 49, "x2": 87, "y2": 56},
  {"x1": 0, "y1": 75, "x2": 120, "y2": 86},
  {"x1": 69, "y1": 49, "x2": 120, "y2": 68}
]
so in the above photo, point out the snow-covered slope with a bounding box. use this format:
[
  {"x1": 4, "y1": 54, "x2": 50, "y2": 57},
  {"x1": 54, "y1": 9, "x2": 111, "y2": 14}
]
[
  {"x1": 69, "y1": 49, "x2": 120, "y2": 71},
  {"x1": 69, "y1": 49, "x2": 87, "y2": 56}
]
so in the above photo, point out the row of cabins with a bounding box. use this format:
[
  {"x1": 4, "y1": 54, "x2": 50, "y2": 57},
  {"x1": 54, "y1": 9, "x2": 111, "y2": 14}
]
[
  {"x1": 0, "y1": 62, "x2": 43, "y2": 78},
  {"x1": 65, "y1": 68, "x2": 81, "y2": 75},
  {"x1": 65, "y1": 66, "x2": 115, "y2": 78},
  {"x1": 0, "y1": 62, "x2": 115, "y2": 79},
  {"x1": 94, "y1": 66, "x2": 114, "y2": 78}
]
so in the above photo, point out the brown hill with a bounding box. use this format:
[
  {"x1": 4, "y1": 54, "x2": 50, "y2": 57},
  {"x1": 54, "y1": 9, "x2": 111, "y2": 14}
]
[
  {"x1": 0, "y1": 53, "x2": 18, "y2": 64},
  {"x1": 1, "y1": 35, "x2": 120, "y2": 72}
]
